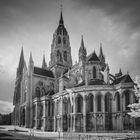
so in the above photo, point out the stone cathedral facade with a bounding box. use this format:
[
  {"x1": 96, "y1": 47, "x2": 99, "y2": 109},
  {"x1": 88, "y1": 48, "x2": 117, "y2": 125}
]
[{"x1": 13, "y1": 10, "x2": 140, "y2": 132}]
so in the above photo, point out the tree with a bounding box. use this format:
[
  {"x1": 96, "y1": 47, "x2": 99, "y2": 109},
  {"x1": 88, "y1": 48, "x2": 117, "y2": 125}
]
[{"x1": 128, "y1": 85, "x2": 140, "y2": 118}]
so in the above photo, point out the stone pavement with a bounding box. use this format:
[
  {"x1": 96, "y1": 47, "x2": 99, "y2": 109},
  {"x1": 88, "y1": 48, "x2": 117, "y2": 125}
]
[{"x1": 0, "y1": 125, "x2": 139, "y2": 140}]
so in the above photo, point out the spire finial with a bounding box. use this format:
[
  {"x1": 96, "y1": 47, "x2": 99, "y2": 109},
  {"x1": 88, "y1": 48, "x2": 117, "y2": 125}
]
[
  {"x1": 59, "y1": 1, "x2": 64, "y2": 25},
  {"x1": 42, "y1": 51, "x2": 47, "y2": 69},
  {"x1": 100, "y1": 42, "x2": 102, "y2": 47},
  {"x1": 81, "y1": 35, "x2": 84, "y2": 47},
  {"x1": 29, "y1": 52, "x2": 33, "y2": 64},
  {"x1": 100, "y1": 43, "x2": 103, "y2": 54}
]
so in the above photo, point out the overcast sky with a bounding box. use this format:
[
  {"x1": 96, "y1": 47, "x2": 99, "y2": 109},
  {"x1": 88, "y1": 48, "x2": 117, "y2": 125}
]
[{"x1": 0, "y1": 0, "x2": 140, "y2": 114}]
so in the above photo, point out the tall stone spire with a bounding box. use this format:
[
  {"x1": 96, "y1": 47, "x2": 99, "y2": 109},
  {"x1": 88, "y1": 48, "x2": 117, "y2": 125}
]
[
  {"x1": 99, "y1": 43, "x2": 105, "y2": 63},
  {"x1": 18, "y1": 47, "x2": 25, "y2": 75},
  {"x1": 81, "y1": 35, "x2": 84, "y2": 48},
  {"x1": 79, "y1": 35, "x2": 87, "y2": 62},
  {"x1": 42, "y1": 53, "x2": 47, "y2": 69},
  {"x1": 49, "y1": 4, "x2": 72, "y2": 70},
  {"x1": 29, "y1": 52, "x2": 34, "y2": 66},
  {"x1": 59, "y1": 4, "x2": 64, "y2": 25}
]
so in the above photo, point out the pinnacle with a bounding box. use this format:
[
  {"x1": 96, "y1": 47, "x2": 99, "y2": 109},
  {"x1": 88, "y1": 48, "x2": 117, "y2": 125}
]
[{"x1": 59, "y1": 5, "x2": 64, "y2": 25}]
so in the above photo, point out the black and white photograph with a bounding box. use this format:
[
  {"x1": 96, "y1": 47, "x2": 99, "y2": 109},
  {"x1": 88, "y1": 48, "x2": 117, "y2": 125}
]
[{"x1": 0, "y1": 0, "x2": 140, "y2": 139}]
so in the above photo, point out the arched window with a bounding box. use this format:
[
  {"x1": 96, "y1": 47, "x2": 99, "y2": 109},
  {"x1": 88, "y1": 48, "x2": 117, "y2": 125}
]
[
  {"x1": 57, "y1": 50, "x2": 62, "y2": 62},
  {"x1": 36, "y1": 87, "x2": 40, "y2": 97},
  {"x1": 63, "y1": 97, "x2": 68, "y2": 114},
  {"x1": 124, "y1": 91, "x2": 130, "y2": 110},
  {"x1": 48, "y1": 101, "x2": 50, "y2": 116},
  {"x1": 105, "y1": 93, "x2": 112, "y2": 112},
  {"x1": 93, "y1": 66, "x2": 96, "y2": 78},
  {"x1": 77, "y1": 95, "x2": 83, "y2": 113},
  {"x1": 63, "y1": 37, "x2": 66, "y2": 44},
  {"x1": 41, "y1": 88, "x2": 46, "y2": 96},
  {"x1": 116, "y1": 93, "x2": 120, "y2": 111},
  {"x1": 89, "y1": 94, "x2": 93, "y2": 112},
  {"x1": 33, "y1": 104, "x2": 36, "y2": 117},
  {"x1": 58, "y1": 36, "x2": 61, "y2": 44},
  {"x1": 97, "y1": 94, "x2": 102, "y2": 112},
  {"x1": 52, "y1": 102, "x2": 54, "y2": 116},
  {"x1": 40, "y1": 104, "x2": 43, "y2": 117},
  {"x1": 63, "y1": 51, "x2": 67, "y2": 61},
  {"x1": 22, "y1": 108, "x2": 25, "y2": 126}
]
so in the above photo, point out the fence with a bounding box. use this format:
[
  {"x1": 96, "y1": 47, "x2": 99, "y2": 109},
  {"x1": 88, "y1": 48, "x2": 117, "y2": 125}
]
[{"x1": 63, "y1": 132, "x2": 140, "y2": 140}]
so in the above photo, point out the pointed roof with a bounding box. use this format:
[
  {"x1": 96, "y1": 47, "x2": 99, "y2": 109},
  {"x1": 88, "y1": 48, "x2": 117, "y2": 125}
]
[
  {"x1": 55, "y1": 5, "x2": 68, "y2": 36},
  {"x1": 99, "y1": 43, "x2": 104, "y2": 55},
  {"x1": 115, "y1": 68, "x2": 123, "y2": 77},
  {"x1": 87, "y1": 51, "x2": 100, "y2": 62},
  {"x1": 34, "y1": 67, "x2": 54, "y2": 78},
  {"x1": 112, "y1": 74, "x2": 133, "y2": 85},
  {"x1": 18, "y1": 47, "x2": 25, "y2": 74},
  {"x1": 79, "y1": 35, "x2": 87, "y2": 53},
  {"x1": 81, "y1": 35, "x2": 84, "y2": 47},
  {"x1": 42, "y1": 54, "x2": 47, "y2": 69},
  {"x1": 59, "y1": 5, "x2": 64, "y2": 25},
  {"x1": 119, "y1": 68, "x2": 122, "y2": 74},
  {"x1": 99, "y1": 43, "x2": 105, "y2": 61},
  {"x1": 29, "y1": 52, "x2": 34, "y2": 65}
]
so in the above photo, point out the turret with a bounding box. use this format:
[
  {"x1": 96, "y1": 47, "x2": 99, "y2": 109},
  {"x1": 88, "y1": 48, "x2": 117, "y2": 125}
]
[
  {"x1": 99, "y1": 43, "x2": 105, "y2": 62},
  {"x1": 42, "y1": 53, "x2": 47, "y2": 69},
  {"x1": 28, "y1": 52, "x2": 34, "y2": 73},
  {"x1": 17, "y1": 47, "x2": 25, "y2": 75},
  {"x1": 99, "y1": 43, "x2": 106, "y2": 70},
  {"x1": 115, "y1": 68, "x2": 123, "y2": 78},
  {"x1": 79, "y1": 35, "x2": 87, "y2": 63}
]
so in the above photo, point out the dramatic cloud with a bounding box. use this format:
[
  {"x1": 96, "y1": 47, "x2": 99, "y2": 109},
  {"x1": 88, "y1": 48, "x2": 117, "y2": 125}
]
[
  {"x1": 0, "y1": 100, "x2": 13, "y2": 114},
  {"x1": 74, "y1": 0, "x2": 140, "y2": 30}
]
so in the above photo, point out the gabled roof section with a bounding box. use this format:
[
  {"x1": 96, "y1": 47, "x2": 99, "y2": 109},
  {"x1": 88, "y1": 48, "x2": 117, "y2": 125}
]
[
  {"x1": 34, "y1": 67, "x2": 54, "y2": 78},
  {"x1": 87, "y1": 51, "x2": 100, "y2": 62},
  {"x1": 89, "y1": 79, "x2": 105, "y2": 85},
  {"x1": 112, "y1": 74, "x2": 133, "y2": 85}
]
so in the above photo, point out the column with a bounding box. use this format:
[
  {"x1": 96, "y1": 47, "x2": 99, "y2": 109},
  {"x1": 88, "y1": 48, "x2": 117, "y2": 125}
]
[
  {"x1": 112, "y1": 95, "x2": 116, "y2": 130},
  {"x1": 60, "y1": 97, "x2": 63, "y2": 131},
  {"x1": 94, "y1": 94, "x2": 96, "y2": 132},
  {"x1": 35, "y1": 102, "x2": 38, "y2": 129},
  {"x1": 46, "y1": 101, "x2": 48, "y2": 131},
  {"x1": 54, "y1": 100, "x2": 57, "y2": 132},
  {"x1": 43, "y1": 100, "x2": 46, "y2": 131},
  {"x1": 73, "y1": 96, "x2": 76, "y2": 132},
  {"x1": 120, "y1": 93, "x2": 123, "y2": 130},
  {"x1": 83, "y1": 95, "x2": 86, "y2": 132},
  {"x1": 102, "y1": 95, "x2": 105, "y2": 130}
]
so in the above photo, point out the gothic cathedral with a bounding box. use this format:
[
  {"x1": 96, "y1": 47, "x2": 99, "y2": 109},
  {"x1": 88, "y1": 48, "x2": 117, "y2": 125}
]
[{"x1": 12, "y1": 9, "x2": 140, "y2": 132}]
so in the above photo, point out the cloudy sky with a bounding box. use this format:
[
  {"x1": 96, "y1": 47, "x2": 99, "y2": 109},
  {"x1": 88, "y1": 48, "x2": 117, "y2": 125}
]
[{"x1": 0, "y1": 0, "x2": 140, "y2": 114}]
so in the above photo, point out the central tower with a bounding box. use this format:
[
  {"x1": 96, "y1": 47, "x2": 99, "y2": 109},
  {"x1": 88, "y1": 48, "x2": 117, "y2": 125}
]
[{"x1": 49, "y1": 8, "x2": 72, "y2": 78}]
